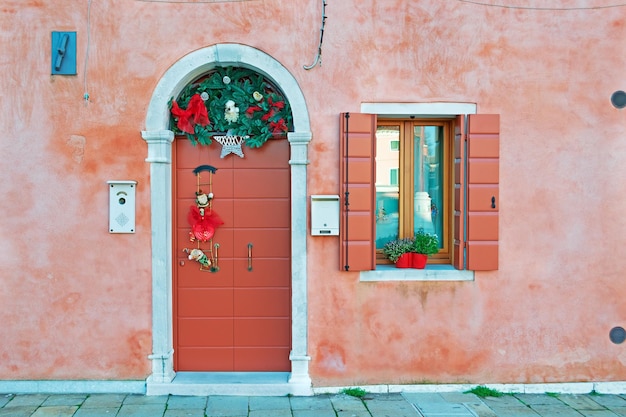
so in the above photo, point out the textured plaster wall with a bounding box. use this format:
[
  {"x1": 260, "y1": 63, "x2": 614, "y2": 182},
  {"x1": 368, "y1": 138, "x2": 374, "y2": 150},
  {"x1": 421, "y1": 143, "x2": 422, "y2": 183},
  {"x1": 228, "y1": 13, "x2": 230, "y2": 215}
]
[{"x1": 1, "y1": 0, "x2": 625, "y2": 384}]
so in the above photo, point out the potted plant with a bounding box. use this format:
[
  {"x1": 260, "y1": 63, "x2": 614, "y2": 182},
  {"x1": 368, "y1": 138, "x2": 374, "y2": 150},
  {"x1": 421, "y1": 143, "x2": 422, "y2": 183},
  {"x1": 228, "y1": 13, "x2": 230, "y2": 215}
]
[
  {"x1": 382, "y1": 237, "x2": 415, "y2": 268},
  {"x1": 411, "y1": 230, "x2": 439, "y2": 269}
]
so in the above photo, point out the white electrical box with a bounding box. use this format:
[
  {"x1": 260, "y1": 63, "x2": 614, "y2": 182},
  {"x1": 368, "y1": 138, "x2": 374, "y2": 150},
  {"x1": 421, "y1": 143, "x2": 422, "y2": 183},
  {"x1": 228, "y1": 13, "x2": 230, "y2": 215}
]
[
  {"x1": 311, "y1": 195, "x2": 340, "y2": 236},
  {"x1": 108, "y1": 181, "x2": 137, "y2": 233}
]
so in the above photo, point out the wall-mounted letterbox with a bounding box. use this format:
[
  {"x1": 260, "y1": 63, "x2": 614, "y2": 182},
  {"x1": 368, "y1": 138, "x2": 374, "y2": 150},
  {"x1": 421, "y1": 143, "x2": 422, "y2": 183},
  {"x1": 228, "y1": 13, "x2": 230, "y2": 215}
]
[
  {"x1": 311, "y1": 195, "x2": 340, "y2": 236},
  {"x1": 108, "y1": 181, "x2": 137, "y2": 233}
]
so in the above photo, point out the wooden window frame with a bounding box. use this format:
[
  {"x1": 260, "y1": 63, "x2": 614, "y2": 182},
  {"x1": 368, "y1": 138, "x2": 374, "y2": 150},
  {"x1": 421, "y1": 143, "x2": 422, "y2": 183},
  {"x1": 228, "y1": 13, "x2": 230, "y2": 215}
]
[{"x1": 375, "y1": 119, "x2": 454, "y2": 265}]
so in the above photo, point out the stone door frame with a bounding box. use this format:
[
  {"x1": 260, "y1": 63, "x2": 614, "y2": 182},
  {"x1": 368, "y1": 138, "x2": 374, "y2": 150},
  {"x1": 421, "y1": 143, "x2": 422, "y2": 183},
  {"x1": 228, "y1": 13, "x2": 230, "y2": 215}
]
[{"x1": 141, "y1": 44, "x2": 312, "y2": 395}]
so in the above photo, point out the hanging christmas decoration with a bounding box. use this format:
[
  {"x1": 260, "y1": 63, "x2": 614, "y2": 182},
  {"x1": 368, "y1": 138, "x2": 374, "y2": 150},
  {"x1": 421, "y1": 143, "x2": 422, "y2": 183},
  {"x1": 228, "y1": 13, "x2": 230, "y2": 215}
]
[
  {"x1": 213, "y1": 134, "x2": 248, "y2": 158},
  {"x1": 168, "y1": 66, "x2": 292, "y2": 150},
  {"x1": 183, "y1": 165, "x2": 222, "y2": 272}
]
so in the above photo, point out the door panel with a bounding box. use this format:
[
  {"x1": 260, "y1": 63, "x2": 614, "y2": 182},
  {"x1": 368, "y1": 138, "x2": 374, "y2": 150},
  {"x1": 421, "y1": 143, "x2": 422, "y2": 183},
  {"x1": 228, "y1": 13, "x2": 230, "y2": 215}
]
[
  {"x1": 234, "y1": 347, "x2": 290, "y2": 371},
  {"x1": 234, "y1": 319, "x2": 291, "y2": 345},
  {"x1": 234, "y1": 289, "x2": 291, "y2": 317},
  {"x1": 177, "y1": 319, "x2": 233, "y2": 346},
  {"x1": 178, "y1": 288, "x2": 233, "y2": 316},
  {"x1": 233, "y1": 259, "x2": 291, "y2": 287},
  {"x1": 174, "y1": 137, "x2": 291, "y2": 372},
  {"x1": 178, "y1": 348, "x2": 233, "y2": 371},
  {"x1": 234, "y1": 169, "x2": 290, "y2": 198},
  {"x1": 233, "y1": 200, "x2": 290, "y2": 228}
]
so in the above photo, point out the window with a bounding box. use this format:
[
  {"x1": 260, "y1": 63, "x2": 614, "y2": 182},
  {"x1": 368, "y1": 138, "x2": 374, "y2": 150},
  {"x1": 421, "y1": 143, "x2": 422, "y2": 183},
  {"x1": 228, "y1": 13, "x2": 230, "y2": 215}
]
[
  {"x1": 339, "y1": 112, "x2": 499, "y2": 273},
  {"x1": 375, "y1": 120, "x2": 452, "y2": 264}
]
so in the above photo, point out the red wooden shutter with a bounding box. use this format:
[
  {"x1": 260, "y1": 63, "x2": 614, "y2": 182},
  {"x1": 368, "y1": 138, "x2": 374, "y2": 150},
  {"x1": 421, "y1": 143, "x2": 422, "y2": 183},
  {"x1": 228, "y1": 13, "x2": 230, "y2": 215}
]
[
  {"x1": 453, "y1": 115, "x2": 466, "y2": 270},
  {"x1": 466, "y1": 114, "x2": 499, "y2": 270},
  {"x1": 339, "y1": 113, "x2": 377, "y2": 271}
]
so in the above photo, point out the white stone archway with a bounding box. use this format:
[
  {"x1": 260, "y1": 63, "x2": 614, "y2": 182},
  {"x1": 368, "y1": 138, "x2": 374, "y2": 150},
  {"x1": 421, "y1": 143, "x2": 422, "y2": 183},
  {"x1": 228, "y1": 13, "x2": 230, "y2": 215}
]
[{"x1": 142, "y1": 44, "x2": 312, "y2": 395}]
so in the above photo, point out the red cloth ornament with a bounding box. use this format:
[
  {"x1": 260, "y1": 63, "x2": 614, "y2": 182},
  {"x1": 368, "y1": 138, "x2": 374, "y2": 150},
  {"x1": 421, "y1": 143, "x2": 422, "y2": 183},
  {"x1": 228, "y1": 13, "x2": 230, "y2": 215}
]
[
  {"x1": 270, "y1": 118, "x2": 288, "y2": 134},
  {"x1": 171, "y1": 94, "x2": 210, "y2": 134},
  {"x1": 187, "y1": 205, "x2": 224, "y2": 242}
]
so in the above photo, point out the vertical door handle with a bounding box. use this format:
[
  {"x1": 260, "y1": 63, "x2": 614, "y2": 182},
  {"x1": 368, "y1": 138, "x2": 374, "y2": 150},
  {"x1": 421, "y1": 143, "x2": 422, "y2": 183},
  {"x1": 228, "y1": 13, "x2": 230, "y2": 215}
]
[
  {"x1": 491, "y1": 196, "x2": 496, "y2": 209},
  {"x1": 247, "y1": 243, "x2": 253, "y2": 271}
]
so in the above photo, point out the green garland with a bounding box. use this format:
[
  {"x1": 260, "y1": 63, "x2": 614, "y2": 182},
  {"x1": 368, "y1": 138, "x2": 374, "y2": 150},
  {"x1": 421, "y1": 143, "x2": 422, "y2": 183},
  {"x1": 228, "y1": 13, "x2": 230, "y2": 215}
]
[{"x1": 168, "y1": 66, "x2": 293, "y2": 148}]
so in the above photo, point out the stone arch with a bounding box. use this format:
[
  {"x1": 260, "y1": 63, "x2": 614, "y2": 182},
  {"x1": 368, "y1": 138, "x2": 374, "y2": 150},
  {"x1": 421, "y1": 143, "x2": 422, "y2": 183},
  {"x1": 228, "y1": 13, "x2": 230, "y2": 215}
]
[{"x1": 142, "y1": 44, "x2": 312, "y2": 395}]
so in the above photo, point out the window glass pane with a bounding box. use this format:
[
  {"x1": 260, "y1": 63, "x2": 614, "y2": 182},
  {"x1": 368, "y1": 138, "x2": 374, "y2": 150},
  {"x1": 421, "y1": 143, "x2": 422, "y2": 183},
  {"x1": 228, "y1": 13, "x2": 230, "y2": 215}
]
[
  {"x1": 413, "y1": 125, "x2": 443, "y2": 247},
  {"x1": 375, "y1": 125, "x2": 400, "y2": 249}
]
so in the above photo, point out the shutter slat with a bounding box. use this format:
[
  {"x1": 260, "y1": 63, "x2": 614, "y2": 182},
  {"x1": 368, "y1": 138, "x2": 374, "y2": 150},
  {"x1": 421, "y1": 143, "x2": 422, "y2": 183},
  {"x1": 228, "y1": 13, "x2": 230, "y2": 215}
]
[{"x1": 339, "y1": 113, "x2": 376, "y2": 271}]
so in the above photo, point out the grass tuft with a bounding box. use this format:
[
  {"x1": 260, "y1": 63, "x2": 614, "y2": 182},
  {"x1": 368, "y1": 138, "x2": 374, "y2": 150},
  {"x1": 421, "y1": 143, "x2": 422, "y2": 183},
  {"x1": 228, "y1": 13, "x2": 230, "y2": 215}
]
[
  {"x1": 464, "y1": 385, "x2": 504, "y2": 398},
  {"x1": 341, "y1": 387, "x2": 367, "y2": 398}
]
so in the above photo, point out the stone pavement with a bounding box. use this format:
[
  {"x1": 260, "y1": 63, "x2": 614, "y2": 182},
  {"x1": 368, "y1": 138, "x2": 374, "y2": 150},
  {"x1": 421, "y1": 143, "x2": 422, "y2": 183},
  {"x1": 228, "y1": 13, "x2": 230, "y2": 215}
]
[{"x1": 1, "y1": 391, "x2": 626, "y2": 417}]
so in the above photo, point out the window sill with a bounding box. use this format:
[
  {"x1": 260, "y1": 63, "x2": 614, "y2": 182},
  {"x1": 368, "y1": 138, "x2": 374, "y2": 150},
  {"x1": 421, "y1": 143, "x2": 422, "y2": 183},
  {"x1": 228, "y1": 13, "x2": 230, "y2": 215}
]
[{"x1": 359, "y1": 264, "x2": 474, "y2": 282}]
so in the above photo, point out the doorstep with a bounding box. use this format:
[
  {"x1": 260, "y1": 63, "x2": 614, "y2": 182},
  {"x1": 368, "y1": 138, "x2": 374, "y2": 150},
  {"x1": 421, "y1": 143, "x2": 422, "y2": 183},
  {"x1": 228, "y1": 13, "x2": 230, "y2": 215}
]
[{"x1": 146, "y1": 372, "x2": 298, "y2": 396}]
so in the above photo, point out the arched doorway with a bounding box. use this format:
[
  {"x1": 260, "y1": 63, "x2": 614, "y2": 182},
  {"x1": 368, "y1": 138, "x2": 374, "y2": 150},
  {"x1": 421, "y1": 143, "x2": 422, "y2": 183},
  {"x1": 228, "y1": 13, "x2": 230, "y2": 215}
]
[{"x1": 142, "y1": 44, "x2": 312, "y2": 395}]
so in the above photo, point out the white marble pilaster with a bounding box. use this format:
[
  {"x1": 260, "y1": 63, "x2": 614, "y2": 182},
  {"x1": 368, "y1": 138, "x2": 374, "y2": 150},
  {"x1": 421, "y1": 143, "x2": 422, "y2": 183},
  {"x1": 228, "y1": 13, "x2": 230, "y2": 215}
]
[{"x1": 141, "y1": 129, "x2": 176, "y2": 384}]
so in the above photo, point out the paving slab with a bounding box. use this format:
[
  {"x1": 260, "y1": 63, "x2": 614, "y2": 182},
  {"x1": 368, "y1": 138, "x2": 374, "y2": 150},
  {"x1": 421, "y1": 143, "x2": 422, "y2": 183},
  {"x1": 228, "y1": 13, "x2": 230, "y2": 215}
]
[
  {"x1": 403, "y1": 393, "x2": 447, "y2": 404},
  {"x1": 289, "y1": 395, "x2": 334, "y2": 410},
  {"x1": 529, "y1": 404, "x2": 584, "y2": 416},
  {"x1": 609, "y1": 406, "x2": 626, "y2": 416},
  {"x1": 248, "y1": 396, "x2": 290, "y2": 410},
  {"x1": 440, "y1": 392, "x2": 482, "y2": 404},
  {"x1": 31, "y1": 405, "x2": 80, "y2": 417},
  {"x1": 335, "y1": 410, "x2": 372, "y2": 417},
  {"x1": 206, "y1": 396, "x2": 249, "y2": 416},
  {"x1": 558, "y1": 395, "x2": 607, "y2": 410},
  {"x1": 0, "y1": 395, "x2": 13, "y2": 408},
  {"x1": 41, "y1": 395, "x2": 87, "y2": 406},
  {"x1": 331, "y1": 394, "x2": 369, "y2": 412},
  {"x1": 81, "y1": 393, "x2": 127, "y2": 408},
  {"x1": 464, "y1": 402, "x2": 498, "y2": 417},
  {"x1": 513, "y1": 394, "x2": 564, "y2": 406},
  {"x1": 124, "y1": 394, "x2": 169, "y2": 405},
  {"x1": 589, "y1": 395, "x2": 626, "y2": 408},
  {"x1": 249, "y1": 409, "x2": 292, "y2": 417},
  {"x1": 0, "y1": 406, "x2": 40, "y2": 417},
  {"x1": 4, "y1": 394, "x2": 49, "y2": 407},
  {"x1": 576, "y1": 411, "x2": 622, "y2": 417},
  {"x1": 163, "y1": 409, "x2": 206, "y2": 417},
  {"x1": 116, "y1": 403, "x2": 167, "y2": 417},
  {"x1": 480, "y1": 395, "x2": 526, "y2": 408},
  {"x1": 413, "y1": 401, "x2": 476, "y2": 416},
  {"x1": 480, "y1": 406, "x2": 540, "y2": 417},
  {"x1": 292, "y1": 409, "x2": 337, "y2": 417},
  {"x1": 366, "y1": 394, "x2": 422, "y2": 416},
  {"x1": 166, "y1": 396, "x2": 208, "y2": 409},
  {"x1": 73, "y1": 406, "x2": 119, "y2": 416}
]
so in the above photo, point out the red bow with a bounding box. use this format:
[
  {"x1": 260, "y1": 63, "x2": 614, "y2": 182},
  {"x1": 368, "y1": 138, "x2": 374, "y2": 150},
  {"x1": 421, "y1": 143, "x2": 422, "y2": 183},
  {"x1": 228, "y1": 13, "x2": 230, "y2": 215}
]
[
  {"x1": 171, "y1": 94, "x2": 210, "y2": 134},
  {"x1": 270, "y1": 118, "x2": 288, "y2": 134}
]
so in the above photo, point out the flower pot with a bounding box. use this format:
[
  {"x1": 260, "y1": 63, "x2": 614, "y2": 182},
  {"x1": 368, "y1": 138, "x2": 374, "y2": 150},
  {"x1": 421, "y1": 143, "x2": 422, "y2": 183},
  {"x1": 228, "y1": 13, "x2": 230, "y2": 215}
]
[
  {"x1": 411, "y1": 253, "x2": 428, "y2": 269},
  {"x1": 395, "y1": 253, "x2": 412, "y2": 268}
]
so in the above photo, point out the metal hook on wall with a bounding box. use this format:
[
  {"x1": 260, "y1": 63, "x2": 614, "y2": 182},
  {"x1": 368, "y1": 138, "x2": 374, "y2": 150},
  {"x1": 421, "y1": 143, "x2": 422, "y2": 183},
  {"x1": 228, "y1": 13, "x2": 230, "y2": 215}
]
[{"x1": 303, "y1": 0, "x2": 327, "y2": 70}]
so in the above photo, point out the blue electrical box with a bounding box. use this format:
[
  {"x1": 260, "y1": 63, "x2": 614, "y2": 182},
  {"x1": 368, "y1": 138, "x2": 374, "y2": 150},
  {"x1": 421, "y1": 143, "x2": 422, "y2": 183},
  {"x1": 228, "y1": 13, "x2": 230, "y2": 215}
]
[{"x1": 51, "y1": 31, "x2": 76, "y2": 75}]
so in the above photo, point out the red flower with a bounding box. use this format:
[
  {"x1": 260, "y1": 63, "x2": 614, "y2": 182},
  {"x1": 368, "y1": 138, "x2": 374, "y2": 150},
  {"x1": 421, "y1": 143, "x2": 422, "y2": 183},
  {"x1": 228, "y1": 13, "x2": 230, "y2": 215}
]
[{"x1": 171, "y1": 94, "x2": 210, "y2": 134}]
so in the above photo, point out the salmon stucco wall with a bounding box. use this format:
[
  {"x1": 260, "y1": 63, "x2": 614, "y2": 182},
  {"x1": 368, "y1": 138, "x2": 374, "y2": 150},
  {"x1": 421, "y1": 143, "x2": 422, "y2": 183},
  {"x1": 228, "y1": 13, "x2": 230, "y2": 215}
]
[{"x1": 1, "y1": 0, "x2": 626, "y2": 386}]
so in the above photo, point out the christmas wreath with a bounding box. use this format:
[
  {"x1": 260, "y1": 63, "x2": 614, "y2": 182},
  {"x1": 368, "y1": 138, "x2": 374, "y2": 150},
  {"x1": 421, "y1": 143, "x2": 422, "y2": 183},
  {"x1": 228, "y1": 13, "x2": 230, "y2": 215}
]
[{"x1": 169, "y1": 66, "x2": 293, "y2": 148}]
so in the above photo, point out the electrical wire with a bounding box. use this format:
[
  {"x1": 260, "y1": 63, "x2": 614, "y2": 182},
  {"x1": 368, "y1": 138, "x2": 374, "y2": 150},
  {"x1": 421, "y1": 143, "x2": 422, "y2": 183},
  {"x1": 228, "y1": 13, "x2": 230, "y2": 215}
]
[
  {"x1": 454, "y1": 0, "x2": 626, "y2": 10},
  {"x1": 83, "y1": 0, "x2": 92, "y2": 102}
]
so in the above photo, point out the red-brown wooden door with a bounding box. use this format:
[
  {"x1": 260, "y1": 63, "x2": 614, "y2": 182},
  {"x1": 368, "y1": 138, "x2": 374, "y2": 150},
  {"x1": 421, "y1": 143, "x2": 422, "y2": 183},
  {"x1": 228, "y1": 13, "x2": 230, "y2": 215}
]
[{"x1": 173, "y1": 137, "x2": 291, "y2": 371}]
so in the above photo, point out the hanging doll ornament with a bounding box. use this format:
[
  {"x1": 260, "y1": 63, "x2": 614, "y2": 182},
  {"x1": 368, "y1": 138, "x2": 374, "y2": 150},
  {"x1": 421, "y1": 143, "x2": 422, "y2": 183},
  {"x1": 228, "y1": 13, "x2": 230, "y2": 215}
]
[{"x1": 184, "y1": 165, "x2": 223, "y2": 271}]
